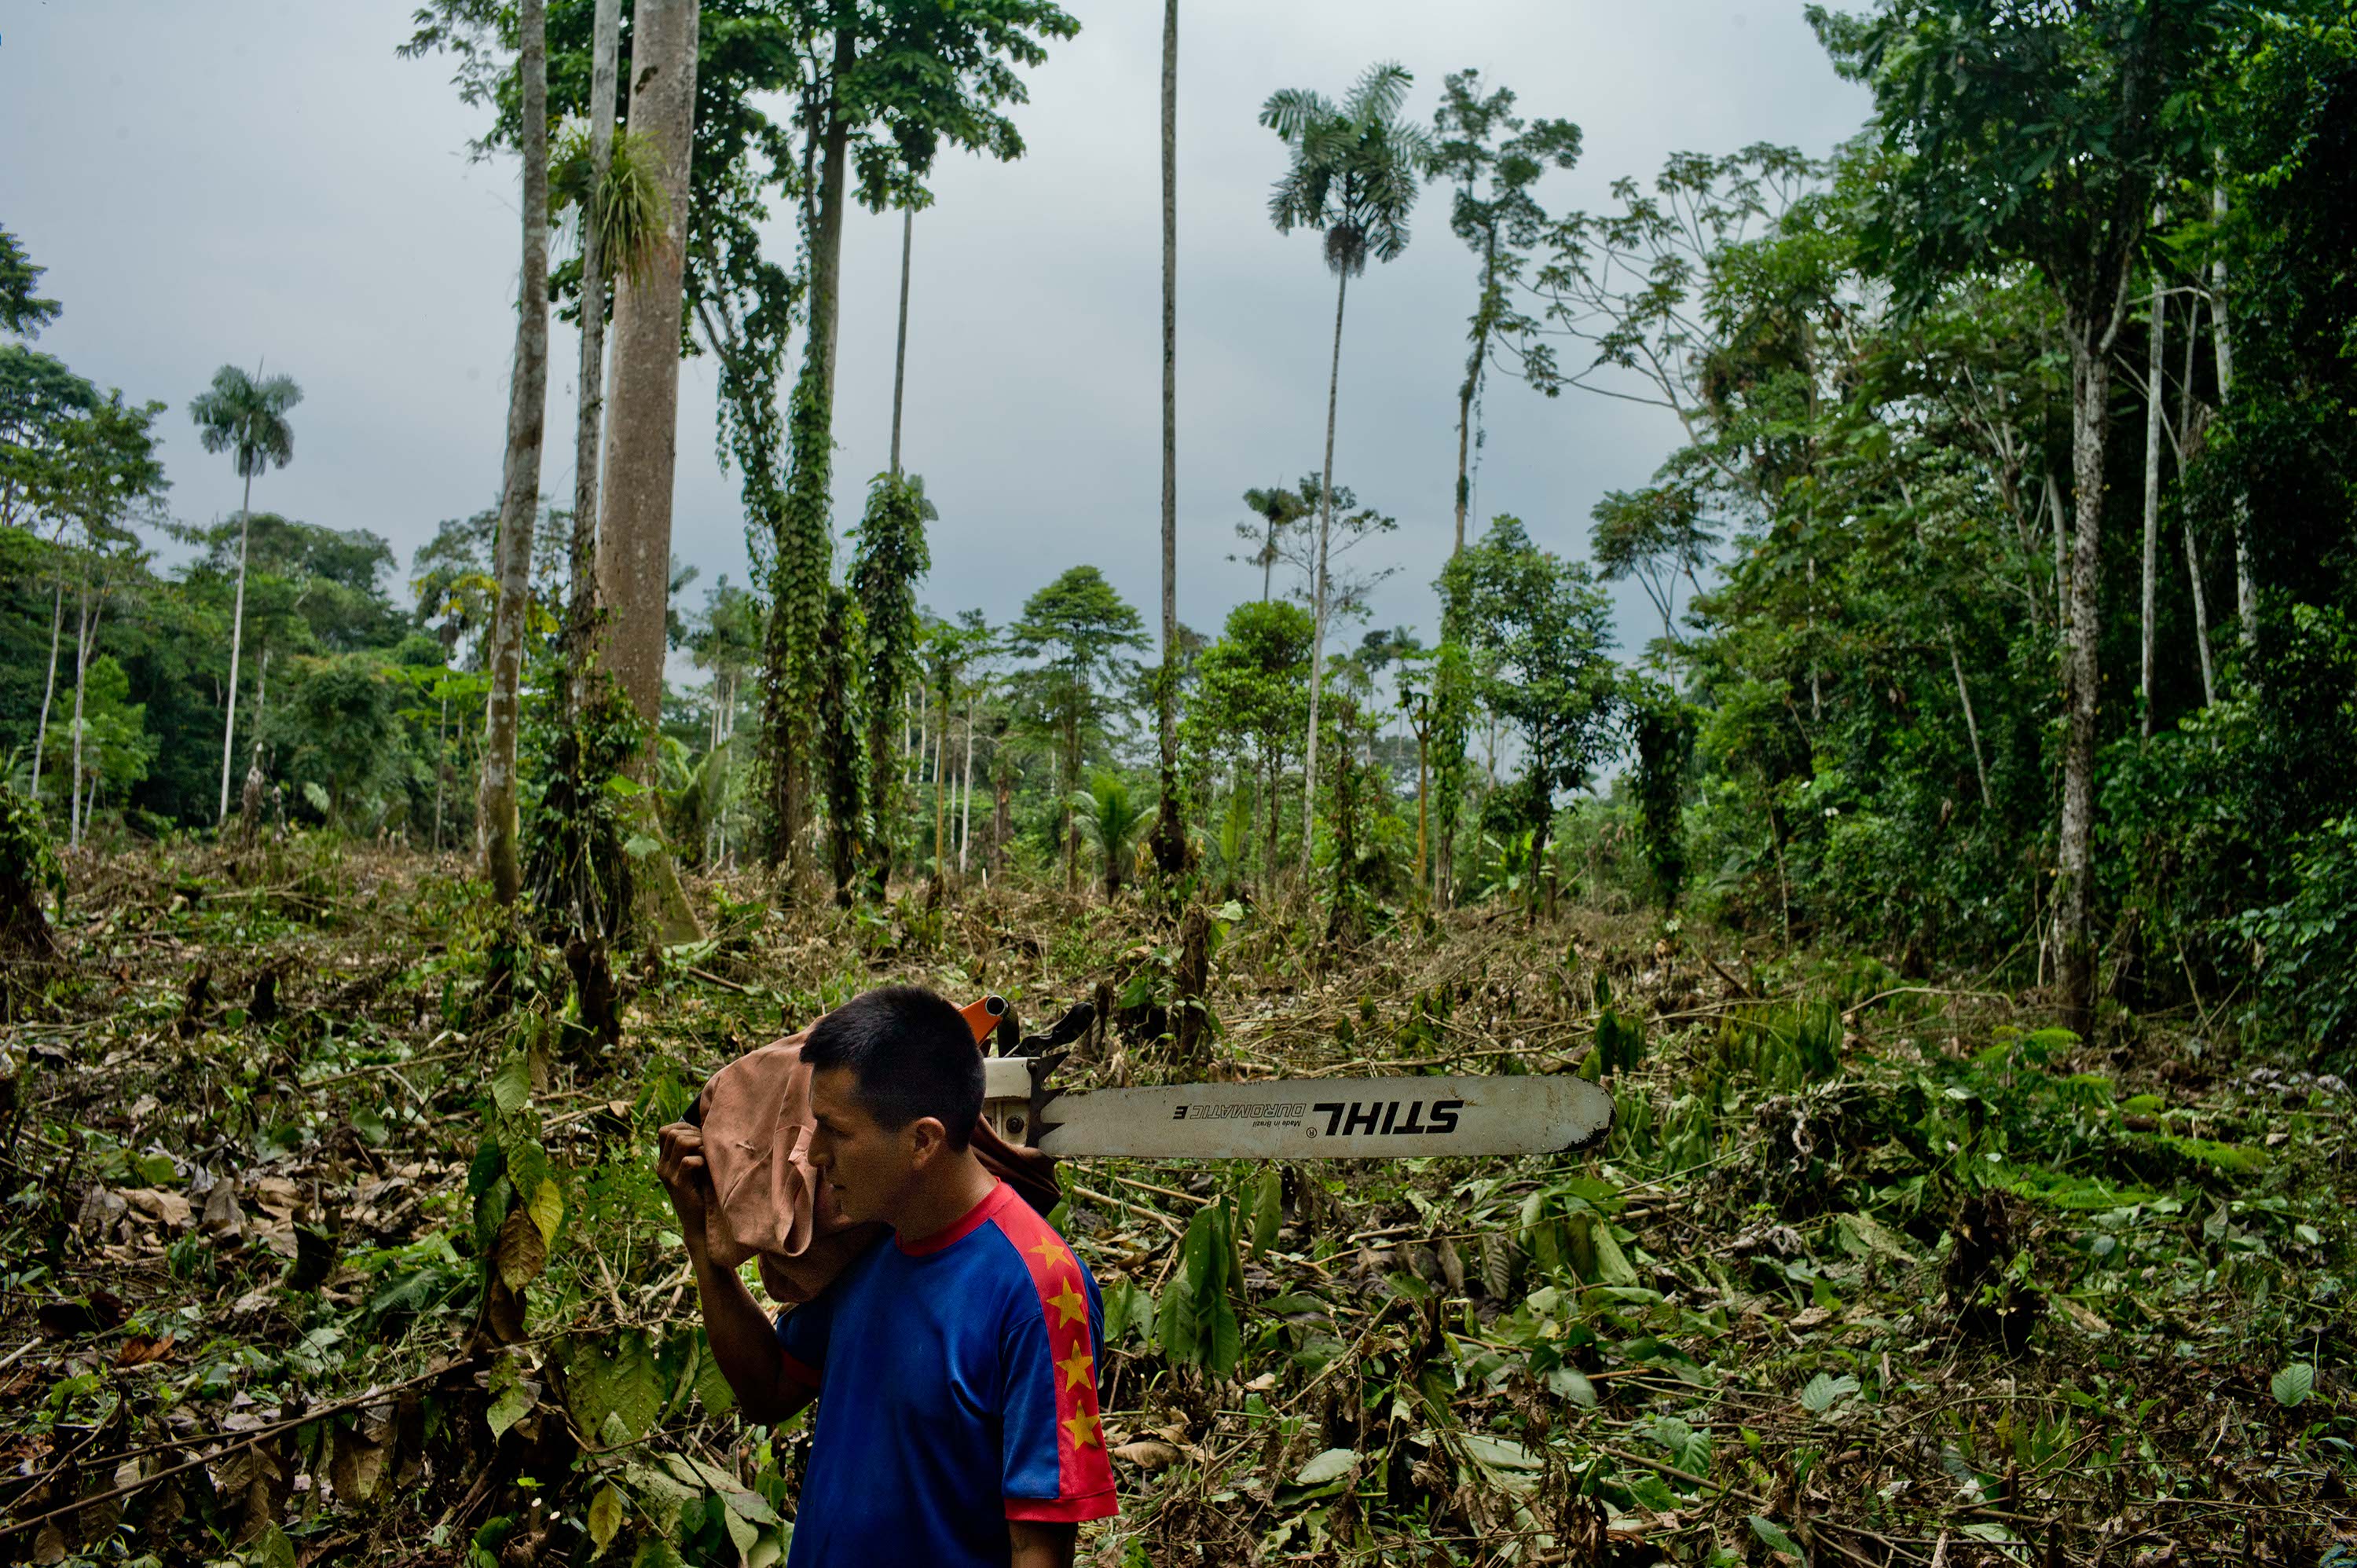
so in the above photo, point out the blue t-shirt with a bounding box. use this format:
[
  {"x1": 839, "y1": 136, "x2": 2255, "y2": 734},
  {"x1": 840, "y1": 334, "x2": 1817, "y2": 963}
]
[{"x1": 775, "y1": 1181, "x2": 1118, "y2": 1567}]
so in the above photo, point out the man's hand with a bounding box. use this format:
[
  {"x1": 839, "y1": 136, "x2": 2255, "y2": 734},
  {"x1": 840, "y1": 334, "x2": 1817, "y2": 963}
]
[{"x1": 657, "y1": 1122, "x2": 713, "y2": 1240}]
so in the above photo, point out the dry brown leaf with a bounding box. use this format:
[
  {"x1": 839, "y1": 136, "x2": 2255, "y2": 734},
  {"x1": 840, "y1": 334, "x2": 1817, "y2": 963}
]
[
  {"x1": 1111, "y1": 1440, "x2": 1181, "y2": 1471},
  {"x1": 114, "y1": 1332, "x2": 176, "y2": 1367},
  {"x1": 122, "y1": 1188, "x2": 193, "y2": 1229}
]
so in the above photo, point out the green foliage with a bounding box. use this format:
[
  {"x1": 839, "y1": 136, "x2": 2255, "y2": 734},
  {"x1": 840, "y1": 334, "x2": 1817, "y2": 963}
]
[
  {"x1": 1010, "y1": 566, "x2": 1147, "y2": 889},
  {"x1": 0, "y1": 227, "x2": 63, "y2": 339},
  {"x1": 1068, "y1": 771, "x2": 1147, "y2": 897},
  {"x1": 550, "y1": 122, "x2": 671, "y2": 288},
  {"x1": 0, "y1": 768, "x2": 62, "y2": 959},
  {"x1": 1440, "y1": 517, "x2": 1619, "y2": 907},
  {"x1": 2237, "y1": 817, "x2": 2357, "y2": 1061},
  {"x1": 1157, "y1": 1199, "x2": 1244, "y2": 1376},
  {"x1": 1627, "y1": 677, "x2": 1696, "y2": 913}
]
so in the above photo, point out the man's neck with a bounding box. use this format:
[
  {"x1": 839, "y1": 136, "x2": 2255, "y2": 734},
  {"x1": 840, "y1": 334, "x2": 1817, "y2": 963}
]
[{"x1": 887, "y1": 1149, "x2": 999, "y2": 1245}]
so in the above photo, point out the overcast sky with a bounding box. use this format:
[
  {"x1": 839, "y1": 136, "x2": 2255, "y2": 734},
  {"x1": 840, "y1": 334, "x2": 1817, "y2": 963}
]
[{"x1": 2, "y1": 0, "x2": 1868, "y2": 667}]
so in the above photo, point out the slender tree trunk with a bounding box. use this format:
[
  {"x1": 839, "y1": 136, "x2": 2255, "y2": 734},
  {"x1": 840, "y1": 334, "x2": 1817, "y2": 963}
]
[
  {"x1": 890, "y1": 207, "x2": 912, "y2": 478},
  {"x1": 991, "y1": 754, "x2": 1010, "y2": 879},
  {"x1": 30, "y1": 570, "x2": 64, "y2": 803},
  {"x1": 68, "y1": 567, "x2": 96, "y2": 848},
  {"x1": 959, "y1": 690, "x2": 974, "y2": 875},
  {"x1": 2046, "y1": 471, "x2": 2067, "y2": 619},
  {"x1": 1261, "y1": 521, "x2": 1275, "y2": 603},
  {"x1": 481, "y1": 0, "x2": 551, "y2": 908},
  {"x1": 2211, "y1": 184, "x2": 2256, "y2": 649},
  {"x1": 1149, "y1": 0, "x2": 1186, "y2": 882},
  {"x1": 567, "y1": 0, "x2": 621, "y2": 694},
  {"x1": 933, "y1": 689, "x2": 948, "y2": 879},
  {"x1": 2139, "y1": 272, "x2": 2164, "y2": 739},
  {"x1": 217, "y1": 468, "x2": 255, "y2": 824},
  {"x1": 1948, "y1": 626, "x2": 1993, "y2": 811},
  {"x1": 1414, "y1": 721, "x2": 1428, "y2": 889},
  {"x1": 2176, "y1": 295, "x2": 2216, "y2": 707},
  {"x1": 2058, "y1": 319, "x2": 2114, "y2": 1036},
  {"x1": 434, "y1": 691, "x2": 449, "y2": 852},
  {"x1": 1063, "y1": 718, "x2": 1080, "y2": 894},
  {"x1": 1453, "y1": 236, "x2": 1494, "y2": 557},
  {"x1": 1299, "y1": 268, "x2": 1347, "y2": 885},
  {"x1": 596, "y1": 0, "x2": 702, "y2": 940},
  {"x1": 1263, "y1": 749, "x2": 1279, "y2": 900}
]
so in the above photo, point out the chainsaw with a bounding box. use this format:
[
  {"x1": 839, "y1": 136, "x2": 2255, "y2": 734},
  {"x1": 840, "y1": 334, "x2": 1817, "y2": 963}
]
[{"x1": 970, "y1": 996, "x2": 1614, "y2": 1160}]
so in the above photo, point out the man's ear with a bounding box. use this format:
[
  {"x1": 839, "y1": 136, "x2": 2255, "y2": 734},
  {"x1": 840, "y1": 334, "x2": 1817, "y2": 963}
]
[{"x1": 906, "y1": 1116, "x2": 950, "y2": 1169}]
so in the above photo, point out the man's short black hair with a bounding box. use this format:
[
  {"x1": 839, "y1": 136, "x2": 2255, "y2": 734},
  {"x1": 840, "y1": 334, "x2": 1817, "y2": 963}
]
[{"x1": 802, "y1": 984, "x2": 982, "y2": 1149}]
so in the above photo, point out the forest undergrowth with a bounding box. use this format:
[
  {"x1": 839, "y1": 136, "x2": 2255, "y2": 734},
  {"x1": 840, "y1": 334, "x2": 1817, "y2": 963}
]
[{"x1": 1, "y1": 838, "x2": 2351, "y2": 1567}]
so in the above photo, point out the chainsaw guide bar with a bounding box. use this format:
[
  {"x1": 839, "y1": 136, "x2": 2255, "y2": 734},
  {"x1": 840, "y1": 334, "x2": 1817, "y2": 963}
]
[{"x1": 981, "y1": 1048, "x2": 1614, "y2": 1160}]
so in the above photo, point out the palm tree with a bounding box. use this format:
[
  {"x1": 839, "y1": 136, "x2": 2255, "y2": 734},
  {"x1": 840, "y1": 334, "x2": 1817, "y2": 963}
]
[
  {"x1": 189, "y1": 362, "x2": 302, "y2": 826},
  {"x1": 1239, "y1": 482, "x2": 1309, "y2": 601},
  {"x1": 1260, "y1": 62, "x2": 1431, "y2": 884},
  {"x1": 1070, "y1": 772, "x2": 1149, "y2": 898}
]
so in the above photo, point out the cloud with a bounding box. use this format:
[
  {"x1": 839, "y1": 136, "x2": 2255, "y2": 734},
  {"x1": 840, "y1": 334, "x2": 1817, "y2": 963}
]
[{"x1": 4, "y1": 0, "x2": 1866, "y2": 662}]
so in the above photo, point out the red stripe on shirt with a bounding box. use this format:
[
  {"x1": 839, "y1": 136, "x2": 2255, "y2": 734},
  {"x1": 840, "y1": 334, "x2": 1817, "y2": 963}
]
[{"x1": 988, "y1": 1197, "x2": 1117, "y2": 1522}]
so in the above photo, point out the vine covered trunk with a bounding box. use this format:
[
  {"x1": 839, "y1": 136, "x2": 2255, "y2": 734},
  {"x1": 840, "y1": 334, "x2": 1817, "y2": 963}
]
[{"x1": 757, "y1": 25, "x2": 855, "y2": 889}]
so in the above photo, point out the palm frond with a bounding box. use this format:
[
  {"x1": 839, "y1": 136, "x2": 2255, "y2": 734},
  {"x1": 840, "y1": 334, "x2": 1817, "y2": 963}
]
[
  {"x1": 1257, "y1": 86, "x2": 1334, "y2": 143},
  {"x1": 1340, "y1": 61, "x2": 1413, "y2": 130}
]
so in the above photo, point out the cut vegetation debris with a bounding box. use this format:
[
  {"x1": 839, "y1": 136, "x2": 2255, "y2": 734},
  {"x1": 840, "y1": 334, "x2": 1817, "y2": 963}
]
[{"x1": 0, "y1": 844, "x2": 2348, "y2": 1565}]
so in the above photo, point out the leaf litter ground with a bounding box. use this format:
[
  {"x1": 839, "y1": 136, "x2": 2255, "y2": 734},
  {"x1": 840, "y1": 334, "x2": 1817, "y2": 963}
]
[{"x1": 1, "y1": 839, "x2": 2351, "y2": 1566}]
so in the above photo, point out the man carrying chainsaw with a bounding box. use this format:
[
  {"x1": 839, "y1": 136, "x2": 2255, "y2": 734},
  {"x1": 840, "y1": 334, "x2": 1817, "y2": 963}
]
[{"x1": 656, "y1": 984, "x2": 1116, "y2": 1568}]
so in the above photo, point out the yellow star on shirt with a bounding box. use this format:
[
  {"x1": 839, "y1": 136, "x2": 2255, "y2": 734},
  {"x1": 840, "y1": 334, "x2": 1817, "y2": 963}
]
[
  {"x1": 1027, "y1": 1236, "x2": 1068, "y2": 1271},
  {"x1": 1048, "y1": 1281, "x2": 1087, "y2": 1328},
  {"x1": 1061, "y1": 1409, "x2": 1101, "y2": 1449},
  {"x1": 1056, "y1": 1345, "x2": 1094, "y2": 1392}
]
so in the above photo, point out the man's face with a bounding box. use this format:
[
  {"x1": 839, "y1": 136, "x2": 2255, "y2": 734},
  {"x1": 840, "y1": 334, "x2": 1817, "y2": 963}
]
[{"x1": 808, "y1": 1067, "x2": 923, "y2": 1226}]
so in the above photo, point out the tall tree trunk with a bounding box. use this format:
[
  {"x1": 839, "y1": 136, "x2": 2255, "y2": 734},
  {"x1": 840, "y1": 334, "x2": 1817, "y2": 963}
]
[
  {"x1": 596, "y1": 0, "x2": 702, "y2": 940},
  {"x1": 1299, "y1": 268, "x2": 1347, "y2": 885},
  {"x1": 756, "y1": 24, "x2": 854, "y2": 884},
  {"x1": 2211, "y1": 184, "x2": 2256, "y2": 649},
  {"x1": 2058, "y1": 317, "x2": 2116, "y2": 1037},
  {"x1": 481, "y1": 0, "x2": 552, "y2": 908},
  {"x1": 1149, "y1": 0, "x2": 1186, "y2": 883},
  {"x1": 30, "y1": 569, "x2": 64, "y2": 803},
  {"x1": 567, "y1": 0, "x2": 621, "y2": 691},
  {"x1": 216, "y1": 467, "x2": 255, "y2": 824},
  {"x1": 890, "y1": 207, "x2": 912, "y2": 477},
  {"x1": 2139, "y1": 272, "x2": 2164, "y2": 739}
]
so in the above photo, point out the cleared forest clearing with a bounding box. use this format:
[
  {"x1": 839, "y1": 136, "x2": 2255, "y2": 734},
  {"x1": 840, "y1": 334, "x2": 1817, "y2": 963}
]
[{"x1": 1, "y1": 842, "x2": 2348, "y2": 1566}]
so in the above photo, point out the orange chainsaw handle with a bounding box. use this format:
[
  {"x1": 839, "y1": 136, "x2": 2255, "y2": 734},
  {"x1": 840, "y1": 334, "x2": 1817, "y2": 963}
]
[{"x1": 960, "y1": 994, "x2": 1008, "y2": 1046}]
